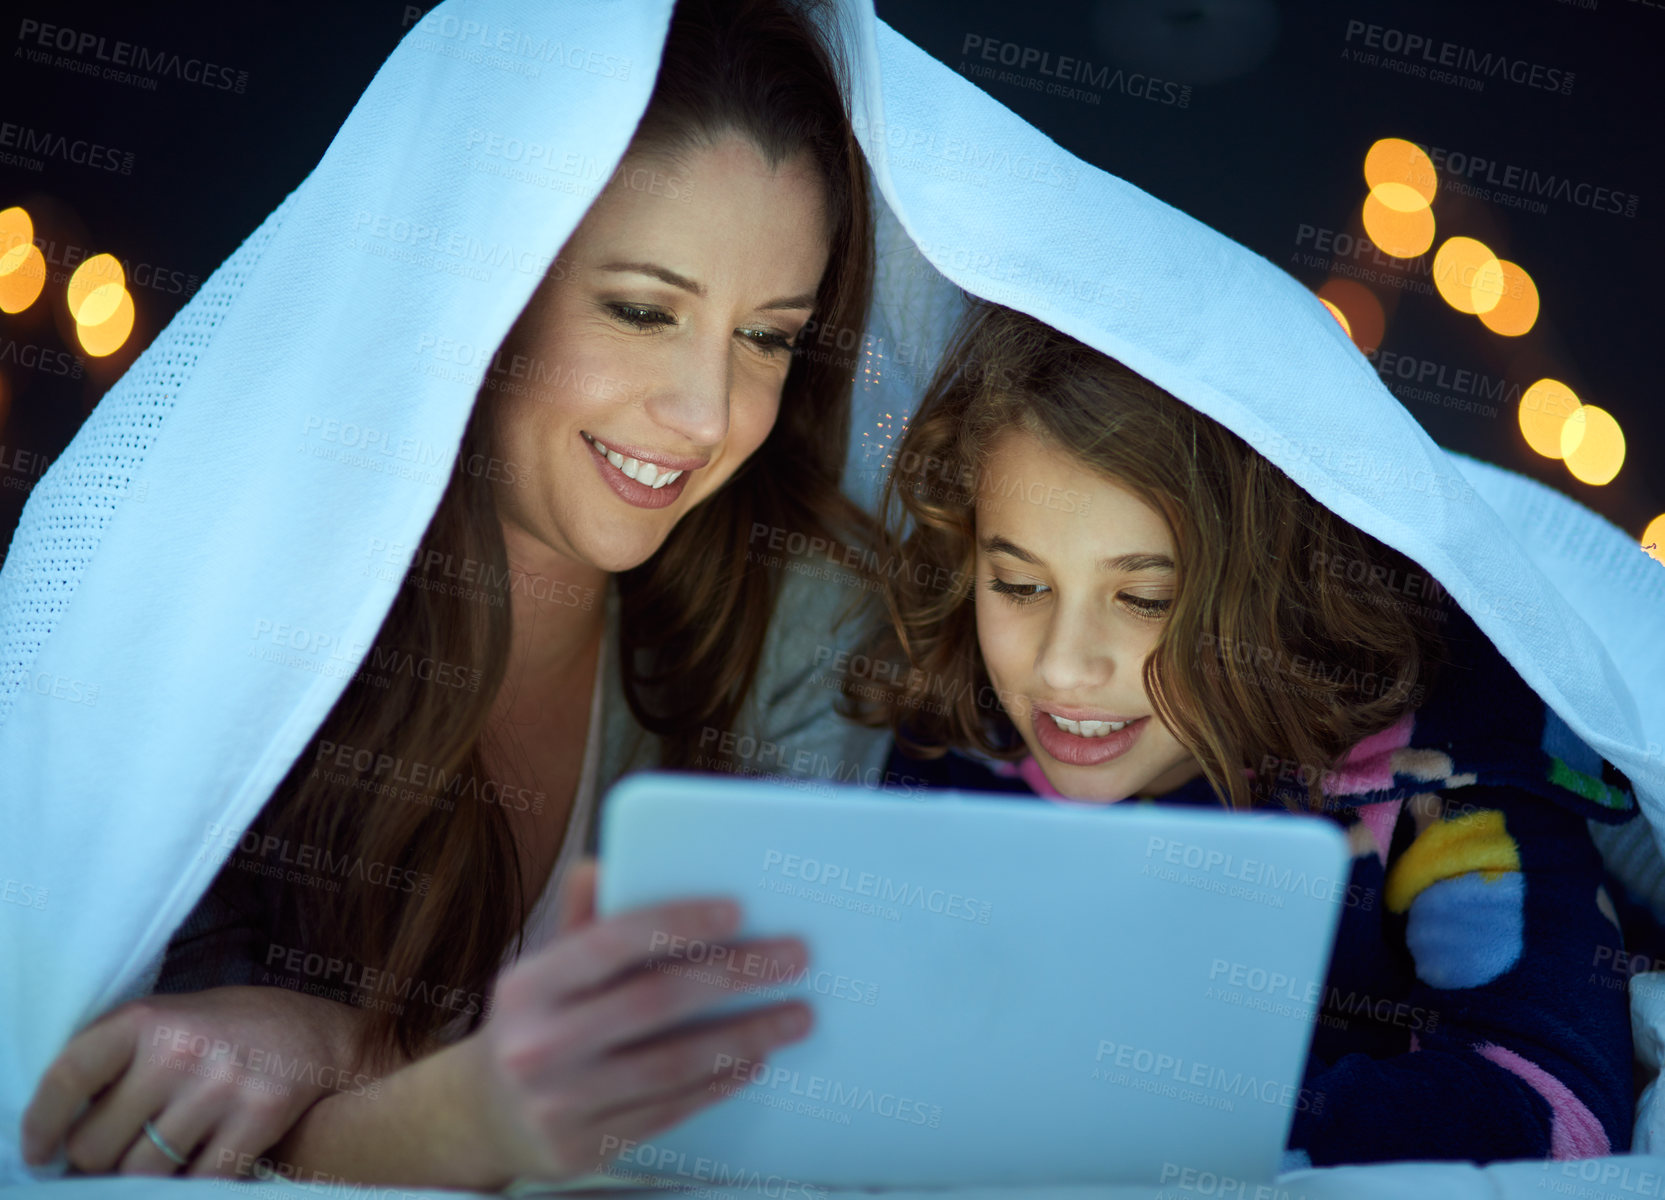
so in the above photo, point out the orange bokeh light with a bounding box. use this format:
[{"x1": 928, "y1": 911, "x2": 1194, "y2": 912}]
[
  {"x1": 0, "y1": 206, "x2": 45, "y2": 314},
  {"x1": 1433, "y1": 237, "x2": 1502, "y2": 315},
  {"x1": 1560, "y1": 405, "x2": 1625, "y2": 486},
  {"x1": 76, "y1": 287, "x2": 135, "y2": 357},
  {"x1": 1317, "y1": 277, "x2": 1385, "y2": 352},
  {"x1": 1518, "y1": 379, "x2": 1581, "y2": 460},
  {"x1": 1477, "y1": 261, "x2": 1539, "y2": 336},
  {"x1": 0, "y1": 206, "x2": 31, "y2": 256},
  {"x1": 1362, "y1": 189, "x2": 1436, "y2": 258},
  {"x1": 1643, "y1": 515, "x2": 1665, "y2": 566},
  {"x1": 67, "y1": 254, "x2": 126, "y2": 324},
  {"x1": 1364, "y1": 138, "x2": 1437, "y2": 206},
  {"x1": 0, "y1": 245, "x2": 46, "y2": 314}
]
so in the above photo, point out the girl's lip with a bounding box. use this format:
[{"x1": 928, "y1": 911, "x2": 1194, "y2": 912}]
[
  {"x1": 1030, "y1": 710, "x2": 1148, "y2": 768},
  {"x1": 584, "y1": 434, "x2": 692, "y2": 510},
  {"x1": 1030, "y1": 702, "x2": 1144, "y2": 723},
  {"x1": 581, "y1": 431, "x2": 709, "y2": 473}
]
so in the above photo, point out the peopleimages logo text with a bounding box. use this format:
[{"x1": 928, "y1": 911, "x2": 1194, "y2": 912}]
[
  {"x1": 761, "y1": 851, "x2": 993, "y2": 923},
  {"x1": 1094, "y1": 1040, "x2": 1324, "y2": 1113},
  {"x1": 1343, "y1": 19, "x2": 1574, "y2": 94},
  {"x1": 16, "y1": 18, "x2": 248, "y2": 91}
]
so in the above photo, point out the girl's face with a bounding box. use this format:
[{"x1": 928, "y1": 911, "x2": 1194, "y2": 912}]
[
  {"x1": 974, "y1": 429, "x2": 1203, "y2": 803},
  {"x1": 491, "y1": 136, "x2": 831, "y2": 574}
]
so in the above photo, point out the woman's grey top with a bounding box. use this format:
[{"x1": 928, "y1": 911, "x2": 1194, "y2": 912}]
[{"x1": 153, "y1": 559, "x2": 891, "y2": 996}]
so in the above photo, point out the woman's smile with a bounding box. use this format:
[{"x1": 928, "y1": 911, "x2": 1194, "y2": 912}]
[{"x1": 580, "y1": 431, "x2": 704, "y2": 508}]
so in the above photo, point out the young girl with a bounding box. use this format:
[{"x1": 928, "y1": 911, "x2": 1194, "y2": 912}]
[{"x1": 857, "y1": 299, "x2": 1641, "y2": 1167}]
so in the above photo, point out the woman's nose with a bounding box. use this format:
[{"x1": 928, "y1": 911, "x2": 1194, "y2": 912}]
[{"x1": 646, "y1": 329, "x2": 732, "y2": 447}]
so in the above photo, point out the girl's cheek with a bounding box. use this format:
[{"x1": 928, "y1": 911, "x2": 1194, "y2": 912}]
[{"x1": 975, "y1": 615, "x2": 1027, "y2": 701}]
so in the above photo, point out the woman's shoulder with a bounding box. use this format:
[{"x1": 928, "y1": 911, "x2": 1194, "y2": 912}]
[{"x1": 753, "y1": 549, "x2": 877, "y2": 697}]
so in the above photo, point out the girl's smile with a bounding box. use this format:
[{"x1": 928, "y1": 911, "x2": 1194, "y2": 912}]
[{"x1": 1029, "y1": 709, "x2": 1151, "y2": 767}]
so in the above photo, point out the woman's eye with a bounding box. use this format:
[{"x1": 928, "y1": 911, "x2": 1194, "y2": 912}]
[
  {"x1": 738, "y1": 327, "x2": 795, "y2": 357},
  {"x1": 606, "y1": 303, "x2": 675, "y2": 330},
  {"x1": 1121, "y1": 594, "x2": 1172, "y2": 618},
  {"x1": 987, "y1": 578, "x2": 1050, "y2": 605}
]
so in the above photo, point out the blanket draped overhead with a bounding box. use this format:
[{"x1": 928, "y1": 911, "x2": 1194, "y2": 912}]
[{"x1": 2, "y1": 0, "x2": 1660, "y2": 1180}]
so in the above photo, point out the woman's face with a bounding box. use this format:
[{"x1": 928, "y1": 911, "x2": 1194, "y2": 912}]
[
  {"x1": 491, "y1": 136, "x2": 831, "y2": 574},
  {"x1": 974, "y1": 429, "x2": 1203, "y2": 803}
]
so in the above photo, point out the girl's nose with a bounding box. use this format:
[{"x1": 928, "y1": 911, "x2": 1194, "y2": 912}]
[{"x1": 1035, "y1": 604, "x2": 1116, "y2": 693}]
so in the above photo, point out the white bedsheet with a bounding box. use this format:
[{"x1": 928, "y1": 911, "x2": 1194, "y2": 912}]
[{"x1": 11, "y1": 1155, "x2": 1665, "y2": 1200}]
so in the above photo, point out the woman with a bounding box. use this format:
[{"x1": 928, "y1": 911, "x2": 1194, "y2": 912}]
[
  {"x1": 18, "y1": 0, "x2": 882, "y2": 1187},
  {"x1": 855, "y1": 299, "x2": 1641, "y2": 1165}
]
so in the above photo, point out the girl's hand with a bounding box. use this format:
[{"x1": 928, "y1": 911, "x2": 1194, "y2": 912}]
[
  {"x1": 462, "y1": 860, "x2": 814, "y2": 1182},
  {"x1": 20, "y1": 985, "x2": 374, "y2": 1177}
]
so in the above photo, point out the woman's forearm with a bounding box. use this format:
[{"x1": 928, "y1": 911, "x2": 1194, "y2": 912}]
[{"x1": 264, "y1": 1036, "x2": 514, "y2": 1192}]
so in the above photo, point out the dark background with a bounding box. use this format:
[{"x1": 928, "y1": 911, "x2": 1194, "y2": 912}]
[{"x1": 2, "y1": 0, "x2": 1659, "y2": 551}]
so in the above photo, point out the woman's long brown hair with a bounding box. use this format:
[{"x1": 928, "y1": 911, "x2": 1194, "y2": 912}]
[
  {"x1": 223, "y1": 0, "x2": 875, "y2": 1062},
  {"x1": 853, "y1": 300, "x2": 1447, "y2": 815}
]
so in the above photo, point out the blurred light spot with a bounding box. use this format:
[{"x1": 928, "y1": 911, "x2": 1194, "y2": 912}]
[
  {"x1": 1364, "y1": 138, "x2": 1437, "y2": 206},
  {"x1": 0, "y1": 241, "x2": 30, "y2": 275},
  {"x1": 1519, "y1": 379, "x2": 1581, "y2": 459},
  {"x1": 1319, "y1": 298, "x2": 1351, "y2": 337},
  {"x1": 76, "y1": 287, "x2": 135, "y2": 357},
  {"x1": 1467, "y1": 257, "x2": 1507, "y2": 316},
  {"x1": 0, "y1": 206, "x2": 45, "y2": 313},
  {"x1": 1560, "y1": 405, "x2": 1623, "y2": 485},
  {"x1": 1433, "y1": 237, "x2": 1501, "y2": 315},
  {"x1": 1317, "y1": 277, "x2": 1385, "y2": 352},
  {"x1": 78, "y1": 281, "x2": 126, "y2": 328},
  {"x1": 0, "y1": 206, "x2": 32, "y2": 256},
  {"x1": 1643, "y1": 515, "x2": 1665, "y2": 565},
  {"x1": 0, "y1": 244, "x2": 46, "y2": 313},
  {"x1": 1371, "y1": 181, "x2": 1429, "y2": 213},
  {"x1": 1362, "y1": 190, "x2": 1435, "y2": 258},
  {"x1": 1477, "y1": 261, "x2": 1539, "y2": 336},
  {"x1": 67, "y1": 253, "x2": 125, "y2": 323}
]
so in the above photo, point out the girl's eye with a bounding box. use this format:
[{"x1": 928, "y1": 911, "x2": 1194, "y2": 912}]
[
  {"x1": 987, "y1": 578, "x2": 1050, "y2": 606},
  {"x1": 738, "y1": 327, "x2": 795, "y2": 357},
  {"x1": 1121, "y1": 594, "x2": 1172, "y2": 618},
  {"x1": 607, "y1": 303, "x2": 675, "y2": 329}
]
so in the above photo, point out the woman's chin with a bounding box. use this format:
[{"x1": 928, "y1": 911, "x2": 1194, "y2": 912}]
[
  {"x1": 573, "y1": 523, "x2": 675, "y2": 575},
  {"x1": 580, "y1": 543, "x2": 657, "y2": 575}
]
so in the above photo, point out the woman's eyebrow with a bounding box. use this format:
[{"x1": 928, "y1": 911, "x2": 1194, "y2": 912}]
[
  {"x1": 758, "y1": 291, "x2": 819, "y2": 312},
  {"x1": 598, "y1": 261, "x2": 705, "y2": 295},
  {"x1": 596, "y1": 261, "x2": 815, "y2": 313},
  {"x1": 980, "y1": 534, "x2": 1041, "y2": 565}
]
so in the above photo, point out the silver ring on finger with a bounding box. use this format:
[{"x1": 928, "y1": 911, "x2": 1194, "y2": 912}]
[{"x1": 141, "y1": 1118, "x2": 191, "y2": 1168}]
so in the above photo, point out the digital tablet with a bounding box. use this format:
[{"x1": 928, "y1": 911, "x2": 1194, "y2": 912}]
[{"x1": 596, "y1": 772, "x2": 1350, "y2": 1190}]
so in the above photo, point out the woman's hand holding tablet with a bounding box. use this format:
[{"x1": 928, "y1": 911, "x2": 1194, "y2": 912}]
[
  {"x1": 457, "y1": 861, "x2": 815, "y2": 1184},
  {"x1": 24, "y1": 862, "x2": 814, "y2": 1189}
]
